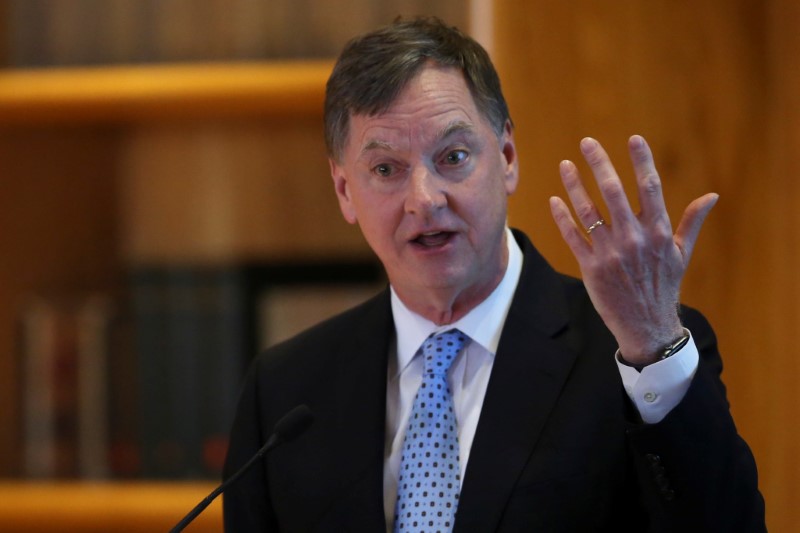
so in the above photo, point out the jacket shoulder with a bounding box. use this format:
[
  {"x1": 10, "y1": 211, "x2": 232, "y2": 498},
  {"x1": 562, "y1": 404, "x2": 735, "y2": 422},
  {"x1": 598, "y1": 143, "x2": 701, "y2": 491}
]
[{"x1": 252, "y1": 287, "x2": 391, "y2": 372}]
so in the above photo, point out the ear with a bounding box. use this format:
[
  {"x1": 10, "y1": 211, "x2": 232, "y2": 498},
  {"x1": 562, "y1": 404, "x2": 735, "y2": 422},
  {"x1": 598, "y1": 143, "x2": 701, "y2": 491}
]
[
  {"x1": 500, "y1": 120, "x2": 519, "y2": 196},
  {"x1": 329, "y1": 158, "x2": 358, "y2": 224}
]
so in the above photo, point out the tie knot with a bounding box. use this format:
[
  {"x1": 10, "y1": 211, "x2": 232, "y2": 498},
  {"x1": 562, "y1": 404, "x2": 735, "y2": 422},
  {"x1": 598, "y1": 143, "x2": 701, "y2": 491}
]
[{"x1": 422, "y1": 329, "x2": 466, "y2": 376}]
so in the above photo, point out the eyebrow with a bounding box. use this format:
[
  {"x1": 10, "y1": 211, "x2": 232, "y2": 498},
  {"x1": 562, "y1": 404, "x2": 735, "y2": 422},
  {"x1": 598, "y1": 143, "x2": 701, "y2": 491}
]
[
  {"x1": 438, "y1": 120, "x2": 475, "y2": 141},
  {"x1": 361, "y1": 139, "x2": 394, "y2": 154},
  {"x1": 359, "y1": 120, "x2": 476, "y2": 156}
]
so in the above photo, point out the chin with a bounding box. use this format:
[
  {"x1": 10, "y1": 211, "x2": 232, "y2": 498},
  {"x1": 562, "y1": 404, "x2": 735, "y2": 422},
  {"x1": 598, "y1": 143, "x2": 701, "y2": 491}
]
[{"x1": 419, "y1": 269, "x2": 471, "y2": 292}]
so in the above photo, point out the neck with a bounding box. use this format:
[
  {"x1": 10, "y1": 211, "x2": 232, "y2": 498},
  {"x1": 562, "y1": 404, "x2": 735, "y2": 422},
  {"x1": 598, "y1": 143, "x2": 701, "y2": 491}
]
[
  {"x1": 409, "y1": 288, "x2": 495, "y2": 325},
  {"x1": 394, "y1": 255, "x2": 508, "y2": 326}
]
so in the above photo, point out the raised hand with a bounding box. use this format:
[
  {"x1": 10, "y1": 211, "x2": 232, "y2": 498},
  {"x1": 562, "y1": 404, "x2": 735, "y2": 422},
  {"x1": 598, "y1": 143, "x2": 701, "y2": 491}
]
[{"x1": 549, "y1": 135, "x2": 718, "y2": 366}]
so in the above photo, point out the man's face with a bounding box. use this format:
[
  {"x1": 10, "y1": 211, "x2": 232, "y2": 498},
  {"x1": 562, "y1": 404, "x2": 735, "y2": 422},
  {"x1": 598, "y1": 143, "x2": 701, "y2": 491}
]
[{"x1": 330, "y1": 63, "x2": 519, "y2": 313}]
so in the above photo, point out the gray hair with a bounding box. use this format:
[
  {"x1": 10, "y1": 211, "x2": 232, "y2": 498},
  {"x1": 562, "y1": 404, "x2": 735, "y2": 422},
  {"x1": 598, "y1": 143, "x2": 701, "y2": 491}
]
[{"x1": 324, "y1": 17, "x2": 512, "y2": 162}]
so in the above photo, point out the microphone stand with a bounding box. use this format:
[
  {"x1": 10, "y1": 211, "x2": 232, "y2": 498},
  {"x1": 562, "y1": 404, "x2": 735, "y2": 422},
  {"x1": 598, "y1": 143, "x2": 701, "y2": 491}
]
[{"x1": 169, "y1": 405, "x2": 313, "y2": 532}]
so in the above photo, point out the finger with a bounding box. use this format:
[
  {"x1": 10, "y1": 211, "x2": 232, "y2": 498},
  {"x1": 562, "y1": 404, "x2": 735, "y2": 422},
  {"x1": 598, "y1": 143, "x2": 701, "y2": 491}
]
[
  {"x1": 558, "y1": 159, "x2": 608, "y2": 236},
  {"x1": 579, "y1": 137, "x2": 636, "y2": 228},
  {"x1": 549, "y1": 195, "x2": 592, "y2": 260},
  {"x1": 628, "y1": 135, "x2": 670, "y2": 228},
  {"x1": 674, "y1": 193, "x2": 719, "y2": 264}
]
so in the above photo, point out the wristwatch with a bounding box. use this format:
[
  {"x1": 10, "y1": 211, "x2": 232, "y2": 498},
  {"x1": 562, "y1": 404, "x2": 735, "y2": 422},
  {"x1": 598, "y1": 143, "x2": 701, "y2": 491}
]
[
  {"x1": 657, "y1": 331, "x2": 691, "y2": 361},
  {"x1": 618, "y1": 330, "x2": 691, "y2": 371}
]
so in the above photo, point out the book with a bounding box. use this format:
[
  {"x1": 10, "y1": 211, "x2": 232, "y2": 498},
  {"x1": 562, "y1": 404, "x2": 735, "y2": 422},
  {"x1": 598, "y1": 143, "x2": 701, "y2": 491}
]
[
  {"x1": 132, "y1": 267, "x2": 249, "y2": 479},
  {"x1": 19, "y1": 293, "x2": 115, "y2": 479},
  {"x1": 131, "y1": 261, "x2": 384, "y2": 479}
]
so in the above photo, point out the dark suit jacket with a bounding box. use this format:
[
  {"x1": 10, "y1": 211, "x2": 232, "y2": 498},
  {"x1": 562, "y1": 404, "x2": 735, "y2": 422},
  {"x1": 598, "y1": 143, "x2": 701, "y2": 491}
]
[{"x1": 223, "y1": 230, "x2": 765, "y2": 532}]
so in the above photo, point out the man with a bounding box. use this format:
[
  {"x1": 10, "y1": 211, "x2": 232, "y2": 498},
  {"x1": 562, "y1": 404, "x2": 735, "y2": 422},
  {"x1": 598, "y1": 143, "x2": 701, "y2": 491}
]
[{"x1": 224, "y1": 17, "x2": 765, "y2": 532}]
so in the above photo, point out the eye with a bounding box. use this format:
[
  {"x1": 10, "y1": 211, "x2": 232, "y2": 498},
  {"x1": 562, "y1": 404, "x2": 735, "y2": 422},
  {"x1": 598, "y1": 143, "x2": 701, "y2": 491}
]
[
  {"x1": 443, "y1": 149, "x2": 468, "y2": 165},
  {"x1": 373, "y1": 163, "x2": 394, "y2": 177}
]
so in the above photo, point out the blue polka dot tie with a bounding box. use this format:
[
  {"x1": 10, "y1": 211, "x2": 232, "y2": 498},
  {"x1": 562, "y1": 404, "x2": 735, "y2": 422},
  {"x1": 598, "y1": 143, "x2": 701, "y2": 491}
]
[{"x1": 394, "y1": 329, "x2": 466, "y2": 532}]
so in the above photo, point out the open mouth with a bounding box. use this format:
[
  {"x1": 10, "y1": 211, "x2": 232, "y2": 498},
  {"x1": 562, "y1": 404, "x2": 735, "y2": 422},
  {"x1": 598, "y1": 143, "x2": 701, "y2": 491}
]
[{"x1": 411, "y1": 231, "x2": 455, "y2": 248}]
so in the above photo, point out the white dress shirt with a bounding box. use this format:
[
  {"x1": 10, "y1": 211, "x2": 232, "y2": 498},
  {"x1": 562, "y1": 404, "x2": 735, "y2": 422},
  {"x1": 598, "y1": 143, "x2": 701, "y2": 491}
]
[{"x1": 382, "y1": 227, "x2": 699, "y2": 528}]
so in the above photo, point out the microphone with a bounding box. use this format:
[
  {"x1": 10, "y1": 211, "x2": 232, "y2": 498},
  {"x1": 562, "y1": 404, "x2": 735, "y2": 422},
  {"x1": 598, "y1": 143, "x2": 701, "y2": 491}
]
[{"x1": 169, "y1": 404, "x2": 314, "y2": 532}]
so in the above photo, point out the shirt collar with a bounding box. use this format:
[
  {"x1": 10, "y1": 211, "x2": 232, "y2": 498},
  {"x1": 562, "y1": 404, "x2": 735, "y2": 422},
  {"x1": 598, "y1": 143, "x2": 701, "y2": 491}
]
[{"x1": 390, "y1": 227, "x2": 523, "y2": 377}]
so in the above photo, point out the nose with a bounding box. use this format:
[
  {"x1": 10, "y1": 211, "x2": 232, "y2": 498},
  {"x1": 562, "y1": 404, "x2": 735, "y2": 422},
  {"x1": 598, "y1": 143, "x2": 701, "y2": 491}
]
[{"x1": 404, "y1": 164, "x2": 446, "y2": 215}]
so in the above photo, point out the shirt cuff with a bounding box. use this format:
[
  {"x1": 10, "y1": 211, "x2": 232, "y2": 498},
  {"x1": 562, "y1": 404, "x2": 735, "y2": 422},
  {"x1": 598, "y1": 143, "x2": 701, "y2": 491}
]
[{"x1": 615, "y1": 329, "x2": 699, "y2": 424}]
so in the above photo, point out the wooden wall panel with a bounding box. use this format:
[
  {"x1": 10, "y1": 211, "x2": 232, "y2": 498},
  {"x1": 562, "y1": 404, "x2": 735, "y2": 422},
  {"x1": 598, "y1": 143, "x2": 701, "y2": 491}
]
[
  {"x1": 760, "y1": 0, "x2": 800, "y2": 523},
  {"x1": 492, "y1": 0, "x2": 794, "y2": 529}
]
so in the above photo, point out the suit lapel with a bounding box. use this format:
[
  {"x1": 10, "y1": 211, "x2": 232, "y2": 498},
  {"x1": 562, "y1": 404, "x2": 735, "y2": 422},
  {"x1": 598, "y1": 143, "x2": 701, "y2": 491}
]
[
  {"x1": 455, "y1": 231, "x2": 578, "y2": 531},
  {"x1": 309, "y1": 232, "x2": 580, "y2": 530}
]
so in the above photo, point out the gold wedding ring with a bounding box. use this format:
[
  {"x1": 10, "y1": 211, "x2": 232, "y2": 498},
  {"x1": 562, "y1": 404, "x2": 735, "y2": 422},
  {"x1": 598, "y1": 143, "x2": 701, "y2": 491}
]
[{"x1": 586, "y1": 218, "x2": 606, "y2": 235}]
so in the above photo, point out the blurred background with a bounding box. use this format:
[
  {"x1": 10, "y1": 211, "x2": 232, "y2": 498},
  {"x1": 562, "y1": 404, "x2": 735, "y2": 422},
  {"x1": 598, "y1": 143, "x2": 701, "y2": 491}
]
[{"x1": 0, "y1": 0, "x2": 795, "y2": 530}]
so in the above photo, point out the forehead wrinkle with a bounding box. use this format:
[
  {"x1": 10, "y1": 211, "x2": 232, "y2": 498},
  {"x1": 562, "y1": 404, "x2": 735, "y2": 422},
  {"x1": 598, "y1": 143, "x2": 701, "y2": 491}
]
[
  {"x1": 359, "y1": 120, "x2": 474, "y2": 158},
  {"x1": 361, "y1": 119, "x2": 471, "y2": 150},
  {"x1": 357, "y1": 118, "x2": 477, "y2": 160}
]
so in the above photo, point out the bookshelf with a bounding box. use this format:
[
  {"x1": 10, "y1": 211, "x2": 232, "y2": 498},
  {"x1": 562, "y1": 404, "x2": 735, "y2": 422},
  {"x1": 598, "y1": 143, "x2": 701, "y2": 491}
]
[
  {"x1": 0, "y1": 60, "x2": 374, "y2": 482},
  {"x1": 0, "y1": 481, "x2": 221, "y2": 532},
  {"x1": 0, "y1": 60, "x2": 333, "y2": 124},
  {"x1": 0, "y1": 3, "x2": 461, "y2": 528}
]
